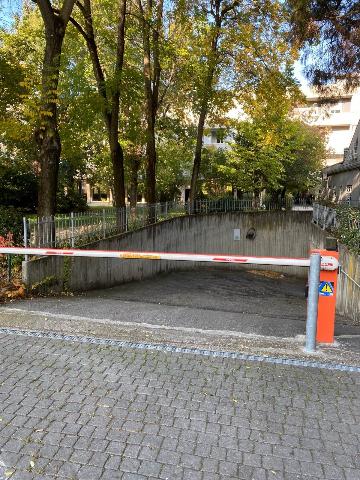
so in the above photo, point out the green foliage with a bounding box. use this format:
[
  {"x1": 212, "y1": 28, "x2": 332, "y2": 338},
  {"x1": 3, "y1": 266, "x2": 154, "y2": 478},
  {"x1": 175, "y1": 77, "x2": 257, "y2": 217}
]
[
  {"x1": 197, "y1": 118, "x2": 326, "y2": 198},
  {"x1": 281, "y1": 121, "x2": 326, "y2": 194},
  {"x1": 335, "y1": 205, "x2": 360, "y2": 255},
  {"x1": 287, "y1": 0, "x2": 360, "y2": 89},
  {"x1": 0, "y1": 0, "x2": 323, "y2": 216},
  {"x1": 156, "y1": 121, "x2": 195, "y2": 200},
  {"x1": 200, "y1": 148, "x2": 234, "y2": 198},
  {"x1": 56, "y1": 190, "x2": 88, "y2": 214},
  {"x1": 0, "y1": 162, "x2": 38, "y2": 210},
  {"x1": 0, "y1": 206, "x2": 27, "y2": 245},
  {"x1": 227, "y1": 121, "x2": 285, "y2": 194}
]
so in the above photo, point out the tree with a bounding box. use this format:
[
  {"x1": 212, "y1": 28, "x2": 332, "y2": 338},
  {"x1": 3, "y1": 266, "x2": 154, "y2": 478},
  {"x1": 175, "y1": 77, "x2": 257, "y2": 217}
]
[
  {"x1": 136, "y1": 0, "x2": 163, "y2": 209},
  {"x1": 227, "y1": 121, "x2": 285, "y2": 203},
  {"x1": 281, "y1": 121, "x2": 326, "y2": 196},
  {"x1": 188, "y1": 0, "x2": 299, "y2": 207},
  {"x1": 226, "y1": 118, "x2": 326, "y2": 201},
  {"x1": 156, "y1": 120, "x2": 194, "y2": 201},
  {"x1": 1, "y1": 6, "x2": 108, "y2": 213},
  {"x1": 288, "y1": 0, "x2": 360, "y2": 89},
  {"x1": 68, "y1": 0, "x2": 127, "y2": 208},
  {"x1": 33, "y1": 0, "x2": 77, "y2": 217},
  {"x1": 199, "y1": 147, "x2": 233, "y2": 199},
  {"x1": 188, "y1": 0, "x2": 236, "y2": 208}
]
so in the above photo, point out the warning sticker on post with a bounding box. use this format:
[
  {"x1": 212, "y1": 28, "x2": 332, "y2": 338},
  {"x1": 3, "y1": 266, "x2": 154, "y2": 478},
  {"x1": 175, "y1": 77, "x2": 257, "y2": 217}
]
[{"x1": 319, "y1": 281, "x2": 334, "y2": 296}]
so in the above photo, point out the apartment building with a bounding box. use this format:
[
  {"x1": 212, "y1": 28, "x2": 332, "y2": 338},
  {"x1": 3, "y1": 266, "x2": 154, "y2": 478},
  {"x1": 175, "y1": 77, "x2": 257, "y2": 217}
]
[
  {"x1": 323, "y1": 119, "x2": 360, "y2": 205},
  {"x1": 293, "y1": 85, "x2": 360, "y2": 167}
]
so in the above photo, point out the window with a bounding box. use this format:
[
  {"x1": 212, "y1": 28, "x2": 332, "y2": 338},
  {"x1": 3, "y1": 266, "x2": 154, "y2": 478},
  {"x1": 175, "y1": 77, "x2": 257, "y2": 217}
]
[{"x1": 346, "y1": 185, "x2": 352, "y2": 193}]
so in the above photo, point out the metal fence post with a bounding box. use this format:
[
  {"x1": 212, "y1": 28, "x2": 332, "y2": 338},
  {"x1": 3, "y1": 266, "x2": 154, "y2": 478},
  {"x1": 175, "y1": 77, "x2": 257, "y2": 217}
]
[
  {"x1": 23, "y1": 217, "x2": 29, "y2": 262},
  {"x1": 7, "y1": 254, "x2": 12, "y2": 282},
  {"x1": 71, "y1": 212, "x2": 75, "y2": 247},
  {"x1": 305, "y1": 253, "x2": 321, "y2": 353},
  {"x1": 102, "y1": 209, "x2": 106, "y2": 238}
]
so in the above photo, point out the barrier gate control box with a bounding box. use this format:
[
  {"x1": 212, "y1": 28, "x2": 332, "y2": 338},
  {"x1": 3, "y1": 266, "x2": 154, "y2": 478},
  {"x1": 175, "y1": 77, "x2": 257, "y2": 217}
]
[{"x1": 311, "y1": 248, "x2": 339, "y2": 344}]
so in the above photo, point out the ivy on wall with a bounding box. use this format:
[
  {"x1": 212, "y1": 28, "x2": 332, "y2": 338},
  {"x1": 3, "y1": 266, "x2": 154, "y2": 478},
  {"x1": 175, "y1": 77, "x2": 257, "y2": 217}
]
[{"x1": 335, "y1": 205, "x2": 360, "y2": 255}]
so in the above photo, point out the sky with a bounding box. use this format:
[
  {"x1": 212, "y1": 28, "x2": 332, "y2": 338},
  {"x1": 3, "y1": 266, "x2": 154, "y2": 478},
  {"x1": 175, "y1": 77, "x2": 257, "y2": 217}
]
[
  {"x1": 0, "y1": 0, "x2": 22, "y2": 30},
  {"x1": 293, "y1": 60, "x2": 308, "y2": 88}
]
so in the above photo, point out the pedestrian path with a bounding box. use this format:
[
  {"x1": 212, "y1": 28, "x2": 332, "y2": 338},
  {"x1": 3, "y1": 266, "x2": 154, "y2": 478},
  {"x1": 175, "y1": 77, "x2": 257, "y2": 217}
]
[{"x1": 0, "y1": 332, "x2": 359, "y2": 479}]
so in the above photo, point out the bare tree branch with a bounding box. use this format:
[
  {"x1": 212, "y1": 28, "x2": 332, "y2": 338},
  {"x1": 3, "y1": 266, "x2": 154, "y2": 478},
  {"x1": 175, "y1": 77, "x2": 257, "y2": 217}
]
[
  {"x1": 221, "y1": 0, "x2": 239, "y2": 17},
  {"x1": 76, "y1": 0, "x2": 86, "y2": 16},
  {"x1": 67, "y1": 14, "x2": 89, "y2": 40}
]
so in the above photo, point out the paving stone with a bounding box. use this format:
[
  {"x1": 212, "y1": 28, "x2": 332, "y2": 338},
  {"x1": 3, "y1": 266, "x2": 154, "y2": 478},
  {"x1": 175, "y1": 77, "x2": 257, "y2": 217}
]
[
  {"x1": 0, "y1": 332, "x2": 359, "y2": 480},
  {"x1": 218, "y1": 460, "x2": 238, "y2": 476},
  {"x1": 137, "y1": 459, "x2": 162, "y2": 476}
]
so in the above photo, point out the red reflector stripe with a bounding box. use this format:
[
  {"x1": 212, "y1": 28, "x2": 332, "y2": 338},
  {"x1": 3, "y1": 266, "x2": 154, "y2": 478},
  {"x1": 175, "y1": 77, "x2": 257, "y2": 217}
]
[
  {"x1": 212, "y1": 257, "x2": 247, "y2": 263},
  {"x1": 45, "y1": 251, "x2": 74, "y2": 255}
]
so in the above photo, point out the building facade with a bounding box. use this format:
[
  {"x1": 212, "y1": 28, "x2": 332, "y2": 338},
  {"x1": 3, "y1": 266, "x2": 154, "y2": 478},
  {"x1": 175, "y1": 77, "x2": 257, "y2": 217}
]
[
  {"x1": 293, "y1": 85, "x2": 360, "y2": 167},
  {"x1": 323, "y1": 119, "x2": 360, "y2": 205}
]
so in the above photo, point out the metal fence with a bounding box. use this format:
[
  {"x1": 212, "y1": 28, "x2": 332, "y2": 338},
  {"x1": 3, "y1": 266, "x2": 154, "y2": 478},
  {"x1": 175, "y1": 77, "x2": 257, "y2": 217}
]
[
  {"x1": 24, "y1": 198, "x2": 301, "y2": 248},
  {"x1": 312, "y1": 204, "x2": 338, "y2": 230},
  {"x1": 312, "y1": 203, "x2": 360, "y2": 231}
]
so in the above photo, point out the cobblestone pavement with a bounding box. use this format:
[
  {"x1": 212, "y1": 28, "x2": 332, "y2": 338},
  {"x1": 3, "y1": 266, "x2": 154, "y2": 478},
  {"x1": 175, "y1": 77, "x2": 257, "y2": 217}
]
[{"x1": 0, "y1": 333, "x2": 359, "y2": 480}]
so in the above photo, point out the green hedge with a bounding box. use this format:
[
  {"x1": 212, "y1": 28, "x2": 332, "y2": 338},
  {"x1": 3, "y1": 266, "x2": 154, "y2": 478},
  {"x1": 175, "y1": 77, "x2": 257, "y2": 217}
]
[{"x1": 335, "y1": 205, "x2": 360, "y2": 255}]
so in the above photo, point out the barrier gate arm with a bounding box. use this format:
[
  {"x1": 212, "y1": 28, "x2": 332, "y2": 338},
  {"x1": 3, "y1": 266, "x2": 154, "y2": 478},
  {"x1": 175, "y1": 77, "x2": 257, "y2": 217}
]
[
  {"x1": 0, "y1": 247, "x2": 339, "y2": 351},
  {"x1": 0, "y1": 247, "x2": 339, "y2": 270}
]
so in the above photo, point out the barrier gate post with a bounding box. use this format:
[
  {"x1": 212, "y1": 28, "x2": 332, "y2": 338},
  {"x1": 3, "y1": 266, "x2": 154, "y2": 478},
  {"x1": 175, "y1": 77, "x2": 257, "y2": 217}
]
[
  {"x1": 311, "y1": 248, "x2": 339, "y2": 344},
  {"x1": 305, "y1": 253, "x2": 321, "y2": 353}
]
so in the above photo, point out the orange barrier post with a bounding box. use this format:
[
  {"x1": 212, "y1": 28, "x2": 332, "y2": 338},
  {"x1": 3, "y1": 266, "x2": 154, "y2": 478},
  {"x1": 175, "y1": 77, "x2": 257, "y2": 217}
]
[{"x1": 311, "y1": 249, "x2": 339, "y2": 343}]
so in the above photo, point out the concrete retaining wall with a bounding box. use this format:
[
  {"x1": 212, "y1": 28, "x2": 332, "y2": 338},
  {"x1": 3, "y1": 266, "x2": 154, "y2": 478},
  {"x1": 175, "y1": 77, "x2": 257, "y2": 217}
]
[{"x1": 23, "y1": 211, "x2": 314, "y2": 293}]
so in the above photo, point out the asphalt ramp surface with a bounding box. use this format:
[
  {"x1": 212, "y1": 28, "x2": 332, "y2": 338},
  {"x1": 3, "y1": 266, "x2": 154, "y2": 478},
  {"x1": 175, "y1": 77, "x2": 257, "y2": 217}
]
[{"x1": 2, "y1": 267, "x2": 358, "y2": 340}]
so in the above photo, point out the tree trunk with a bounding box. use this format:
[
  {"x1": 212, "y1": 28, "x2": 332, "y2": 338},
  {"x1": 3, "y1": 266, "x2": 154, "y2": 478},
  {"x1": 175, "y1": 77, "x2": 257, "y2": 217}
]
[
  {"x1": 75, "y1": 0, "x2": 126, "y2": 210},
  {"x1": 129, "y1": 153, "x2": 141, "y2": 208},
  {"x1": 36, "y1": 19, "x2": 65, "y2": 218},
  {"x1": 188, "y1": 17, "x2": 221, "y2": 210},
  {"x1": 109, "y1": 137, "x2": 126, "y2": 208},
  {"x1": 189, "y1": 104, "x2": 207, "y2": 212},
  {"x1": 110, "y1": 0, "x2": 126, "y2": 209},
  {"x1": 145, "y1": 118, "x2": 157, "y2": 206},
  {"x1": 138, "y1": 0, "x2": 163, "y2": 223}
]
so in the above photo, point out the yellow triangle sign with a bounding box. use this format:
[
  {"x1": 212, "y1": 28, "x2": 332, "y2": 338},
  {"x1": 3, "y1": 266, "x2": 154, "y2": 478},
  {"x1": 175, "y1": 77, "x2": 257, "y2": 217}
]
[{"x1": 321, "y1": 283, "x2": 332, "y2": 293}]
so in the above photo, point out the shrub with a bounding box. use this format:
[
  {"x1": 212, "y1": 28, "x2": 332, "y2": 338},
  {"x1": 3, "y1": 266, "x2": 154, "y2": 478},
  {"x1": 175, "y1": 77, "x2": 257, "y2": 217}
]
[
  {"x1": 56, "y1": 190, "x2": 88, "y2": 214},
  {"x1": 0, "y1": 166, "x2": 37, "y2": 211},
  {"x1": 0, "y1": 206, "x2": 27, "y2": 245}
]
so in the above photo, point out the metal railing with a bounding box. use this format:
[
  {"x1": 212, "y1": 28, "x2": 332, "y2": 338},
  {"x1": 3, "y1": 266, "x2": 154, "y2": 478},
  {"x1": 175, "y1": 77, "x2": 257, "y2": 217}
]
[
  {"x1": 312, "y1": 204, "x2": 338, "y2": 230},
  {"x1": 24, "y1": 198, "x2": 303, "y2": 248},
  {"x1": 312, "y1": 203, "x2": 360, "y2": 230}
]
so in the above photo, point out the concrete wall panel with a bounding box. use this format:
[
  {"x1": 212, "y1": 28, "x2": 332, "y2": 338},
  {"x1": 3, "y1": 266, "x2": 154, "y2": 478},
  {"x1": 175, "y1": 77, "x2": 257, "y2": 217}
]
[
  {"x1": 23, "y1": 211, "x2": 314, "y2": 292},
  {"x1": 22, "y1": 211, "x2": 359, "y2": 322}
]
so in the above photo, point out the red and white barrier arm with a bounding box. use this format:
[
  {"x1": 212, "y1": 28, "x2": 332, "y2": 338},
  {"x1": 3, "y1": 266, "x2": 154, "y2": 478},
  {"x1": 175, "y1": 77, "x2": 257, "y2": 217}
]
[{"x1": 0, "y1": 247, "x2": 339, "y2": 270}]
